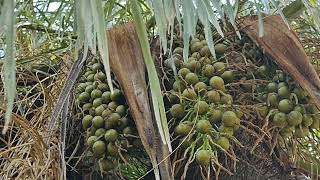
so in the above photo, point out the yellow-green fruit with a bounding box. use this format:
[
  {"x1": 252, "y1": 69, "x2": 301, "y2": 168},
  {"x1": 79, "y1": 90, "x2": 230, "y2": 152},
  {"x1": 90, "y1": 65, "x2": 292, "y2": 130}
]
[
  {"x1": 82, "y1": 103, "x2": 92, "y2": 111},
  {"x1": 107, "y1": 143, "x2": 119, "y2": 156},
  {"x1": 294, "y1": 105, "x2": 306, "y2": 114},
  {"x1": 101, "y1": 91, "x2": 111, "y2": 103},
  {"x1": 272, "y1": 112, "x2": 288, "y2": 128},
  {"x1": 87, "y1": 136, "x2": 98, "y2": 148},
  {"x1": 213, "y1": 62, "x2": 225, "y2": 75},
  {"x1": 108, "y1": 101, "x2": 118, "y2": 110},
  {"x1": 85, "y1": 84, "x2": 95, "y2": 93},
  {"x1": 294, "y1": 126, "x2": 309, "y2": 138},
  {"x1": 123, "y1": 127, "x2": 133, "y2": 135},
  {"x1": 170, "y1": 104, "x2": 185, "y2": 119},
  {"x1": 209, "y1": 76, "x2": 225, "y2": 90},
  {"x1": 175, "y1": 122, "x2": 192, "y2": 136},
  {"x1": 92, "y1": 116, "x2": 104, "y2": 128},
  {"x1": 173, "y1": 80, "x2": 185, "y2": 92},
  {"x1": 222, "y1": 111, "x2": 240, "y2": 127},
  {"x1": 104, "y1": 129, "x2": 119, "y2": 142},
  {"x1": 191, "y1": 42, "x2": 203, "y2": 53},
  {"x1": 287, "y1": 111, "x2": 303, "y2": 126},
  {"x1": 186, "y1": 60, "x2": 201, "y2": 72},
  {"x1": 266, "y1": 82, "x2": 278, "y2": 93},
  {"x1": 98, "y1": 83, "x2": 109, "y2": 92},
  {"x1": 95, "y1": 105, "x2": 105, "y2": 116},
  {"x1": 196, "y1": 149, "x2": 211, "y2": 167},
  {"x1": 105, "y1": 113, "x2": 121, "y2": 129},
  {"x1": 293, "y1": 87, "x2": 308, "y2": 100},
  {"x1": 82, "y1": 115, "x2": 93, "y2": 129},
  {"x1": 208, "y1": 109, "x2": 223, "y2": 123},
  {"x1": 214, "y1": 43, "x2": 226, "y2": 54},
  {"x1": 92, "y1": 140, "x2": 106, "y2": 156},
  {"x1": 185, "y1": 73, "x2": 199, "y2": 85},
  {"x1": 92, "y1": 63, "x2": 103, "y2": 71},
  {"x1": 94, "y1": 72, "x2": 106, "y2": 81},
  {"x1": 195, "y1": 101, "x2": 209, "y2": 115},
  {"x1": 110, "y1": 89, "x2": 123, "y2": 102},
  {"x1": 218, "y1": 126, "x2": 234, "y2": 136},
  {"x1": 207, "y1": 90, "x2": 220, "y2": 104},
  {"x1": 178, "y1": 68, "x2": 191, "y2": 79},
  {"x1": 302, "y1": 114, "x2": 313, "y2": 127},
  {"x1": 196, "y1": 120, "x2": 212, "y2": 134},
  {"x1": 115, "y1": 105, "x2": 126, "y2": 117},
  {"x1": 173, "y1": 47, "x2": 183, "y2": 55},
  {"x1": 190, "y1": 38, "x2": 201, "y2": 45},
  {"x1": 78, "y1": 92, "x2": 90, "y2": 102},
  {"x1": 95, "y1": 128, "x2": 106, "y2": 137},
  {"x1": 194, "y1": 82, "x2": 207, "y2": 94},
  {"x1": 257, "y1": 106, "x2": 268, "y2": 117},
  {"x1": 86, "y1": 74, "x2": 95, "y2": 82},
  {"x1": 191, "y1": 52, "x2": 201, "y2": 59},
  {"x1": 280, "y1": 126, "x2": 294, "y2": 138},
  {"x1": 92, "y1": 98, "x2": 103, "y2": 107},
  {"x1": 182, "y1": 88, "x2": 197, "y2": 100},
  {"x1": 91, "y1": 89, "x2": 103, "y2": 99},
  {"x1": 220, "y1": 94, "x2": 233, "y2": 105},
  {"x1": 278, "y1": 86, "x2": 290, "y2": 99},
  {"x1": 200, "y1": 46, "x2": 210, "y2": 56},
  {"x1": 278, "y1": 99, "x2": 293, "y2": 113},
  {"x1": 216, "y1": 136, "x2": 230, "y2": 150},
  {"x1": 310, "y1": 117, "x2": 320, "y2": 129},
  {"x1": 221, "y1": 71, "x2": 234, "y2": 83},
  {"x1": 267, "y1": 93, "x2": 279, "y2": 107},
  {"x1": 277, "y1": 82, "x2": 287, "y2": 89},
  {"x1": 199, "y1": 57, "x2": 211, "y2": 65},
  {"x1": 202, "y1": 64, "x2": 215, "y2": 77},
  {"x1": 258, "y1": 65, "x2": 267, "y2": 76}
]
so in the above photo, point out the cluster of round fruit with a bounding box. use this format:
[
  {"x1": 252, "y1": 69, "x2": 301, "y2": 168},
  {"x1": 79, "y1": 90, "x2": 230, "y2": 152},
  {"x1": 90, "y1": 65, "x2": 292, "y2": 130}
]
[
  {"x1": 167, "y1": 37, "x2": 241, "y2": 167},
  {"x1": 76, "y1": 58, "x2": 136, "y2": 172},
  {"x1": 255, "y1": 69, "x2": 320, "y2": 138}
]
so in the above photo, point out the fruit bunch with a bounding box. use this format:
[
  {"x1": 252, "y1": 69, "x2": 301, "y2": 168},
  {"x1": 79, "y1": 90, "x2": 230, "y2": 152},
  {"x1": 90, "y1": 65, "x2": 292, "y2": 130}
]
[
  {"x1": 75, "y1": 57, "x2": 138, "y2": 173},
  {"x1": 166, "y1": 35, "x2": 242, "y2": 168},
  {"x1": 255, "y1": 64, "x2": 320, "y2": 138},
  {"x1": 235, "y1": 36, "x2": 320, "y2": 139}
]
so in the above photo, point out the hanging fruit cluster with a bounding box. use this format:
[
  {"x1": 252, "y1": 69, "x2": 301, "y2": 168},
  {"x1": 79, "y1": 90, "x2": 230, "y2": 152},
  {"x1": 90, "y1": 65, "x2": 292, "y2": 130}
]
[
  {"x1": 75, "y1": 57, "x2": 140, "y2": 173},
  {"x1": 245, "y1": 45, "x2": 320, "y2": 139},
  {"x1": 166, "y1": 33, "x2": 242, "y2": 170}
]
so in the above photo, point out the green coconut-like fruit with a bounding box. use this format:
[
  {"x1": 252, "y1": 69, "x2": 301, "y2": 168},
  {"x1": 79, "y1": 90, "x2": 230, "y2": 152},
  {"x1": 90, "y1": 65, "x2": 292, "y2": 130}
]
[
  {"x1": 207, "y1": 90, "x2": 220, "y2": 104},
  {"x1": 213, "y1": 62, "x2": 225, "y2": 75},
  {"x1": 92, "y1": 116, "x2": 104, "y2": 128},
  {"x1": 218, "y1": 126, "x2": 234, "y2": 136},
  {"x1": 173, "y1": 47, "x2": 183, "y2": 55},
  {"x1": 87, "y1": 136, "x2": 98, "y2": 148},
  {"x1": 302, "y1": 114, "x2": 313, "y2": 127},
  {"x1": 293, "y1": 87, "x2": 308, "y2": 101},
  {"x1": 278, "y1": 86, "x2": 290, "y2": 99},
  {"x1": 110, "y1": 89, "x2": 123, "y2": 102},
  {"x1": 97, "y1": 83, "x2": 109, "y2": 92},
  {"x1": 92, "y1": 140, "x2": 106, "y2": 156},
  {"x1": 216, "y1": 136, "x2": 230, "y2": 150},
  {"x1": 191, "y1": 52, "x2": 201, "y2": 59},
  {"x1": 196, "y1": 120, "x2": 212, "y2": 134},
  {"x1": 185, "y1": 72, "x2": 199, "y2": 85},
  {"x1": 287, "y1": 111, "x2": 303, "y2": 126},
  {"x1": 267, "y1": 93, "x2": 279, "y2": 107},
  {"x1": 175, "y1": 122, "x2": 193, "y2": 136},
  {"x1": 82, "y1": 115, "x2": 93, "y2": 129},
  {"x1": 108, "y1": 101, "x2": 118, "y2": 110},
  {"x1": 194, "y1": 101, "x2": 209, "y2": 115},
  {"x1": 200, "y1": 46, "x2": 210, "y2": 56},
  {"x1": 258, "y1": 65, "x2": 268, "y2": 76},
  {"x1": 92, "y1": 98, "x2": 103, "y2": 107},
  {"x1": 170, "y1": 104, "x2": 185, "y2": 119},
  {"x1": 95, "y1": 128, "x2": 106, "y2": 137},
  {"x1": 101, "y1": 91, "x2": 111, "y2": 103},
  {"x1": 82, "y1": 103, "x2": 92, "y2": 111},
  {"x1": 294, "y1": 105, "x2": 306, "y2": 114},
  {"x1": 215, "y1": 43, "x2": 226, "y2": 54},
  {"x1": 294, "y1": 126, "x2": 309, "y2": 138},
  {"x1": 202, "y1": 64, "x2": 215, "y2": 77},
  {"x1": 257, "y1": 106, "x2": 269, "y2": 117},
  {"x1": 105, "y1": 113, "x2": 121, "y2": 129},
  {"x1": 104, "y1": 129, "x2": 119, "y2": 142},
  {"x1": 278, "y1": 99, "x2": 293, "y2": 113},
  {"x1": 95, "y1": 105, "x2": 105, "y2": 116},
  {"x1": 178, "y1": 68, "x2": 191, "y2": 79},
  {"x1": 79, "y1": 92, "x2": 90, "y2": 102},
  {"x1": 94, "y1": 72, "x2": 106, "y2": 81},
  {"x1": 280, "y1": 126, "x2": 295, "y2": 138},
  {"x1": 182, "y1": 88, "x2": 198, "y2": 100},
  {"x1": 173, "y1": 80, "x2": 186, "y2": 92},
  {"x1": 210, "y1": 76, "x2": 225, "y2": 90},
  {"x1": 222, "y1": 111, "x2": 240, "y2": 127},
  {"x1": 115, "y1": 105, "x2": 126, "y2": 117},
  {"x1": 92, "y1": 63, "x2": 103, "y2": 71},
  {"x1": 272, "y1": 112, "x2": 288, "y2": 128},
  {"x1": 191, "y1": 42, "x2": 203, "y2": 53},
  {"x1": 266, "y1": 82, "x2": 278, "y2": 93},
  {"x1": 123, "y1": 127, "x2": 134, "y2": 135},
  {"x1": 221, "y1": 71, "x2": 234, "y2": 83},
  {"x1": 107, "y1": 143, "x2": 119, "y2": 156},
  {"x1": 194, "y1": 82, "x2": 207, "y2": 94},
  {"x1": 208, "y1": 109, "x2": 223, "y2": 123},
  {"x1": 196, "y1": 149, "x2": 211, "y2": 167},
  {"x1": 220, "y1": 94, "x2": 233, "y2": 105},
  {"x1": 186, "y1": 60, "x2": 201, "y2": 72},
  {"x1": 277, "y1": 82, "x2": 287, "y2": 89}
]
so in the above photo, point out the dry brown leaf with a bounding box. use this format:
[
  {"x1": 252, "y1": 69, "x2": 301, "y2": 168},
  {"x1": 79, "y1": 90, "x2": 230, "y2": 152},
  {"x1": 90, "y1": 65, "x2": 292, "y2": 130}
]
[{"x1": 107, "y1": 23, "x2": 173, "y2": 180}]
